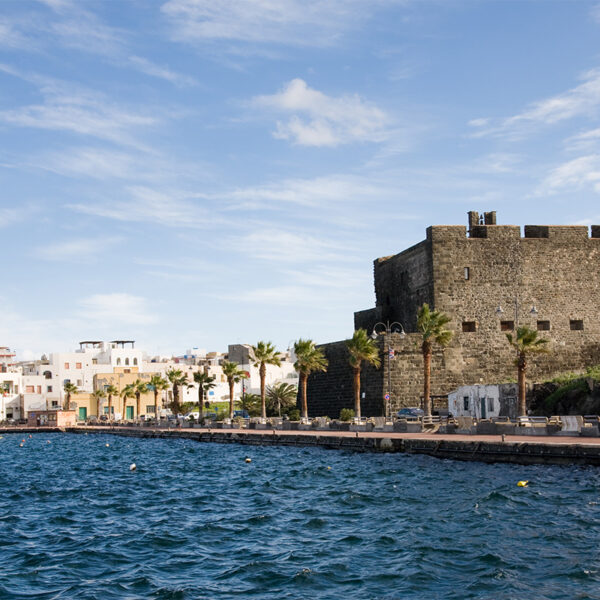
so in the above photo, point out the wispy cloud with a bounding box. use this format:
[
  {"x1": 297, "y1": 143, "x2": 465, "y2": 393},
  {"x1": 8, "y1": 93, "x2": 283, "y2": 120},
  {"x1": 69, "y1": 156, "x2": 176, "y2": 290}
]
[
  {"x1": 161, "y1": 0, "x2": 398, "y2": 48},
  {"x1": 127, "y1": 56, "x2": 198, "y2": 87},
  {"x1": 538, "y1": 154, "x2": 600, "y2": 195},
  {"x1": 67, "y1": 186, "x2": 217, "y2": 229},
  {"x1": 78, "y1": 293, "x2": 158, "y2": 325},
  {"x1": 252, "y1": 78, "x2": 391, "y2": 146},
  {"x1": 469, "y1": 68, "x2": 600, "y2": 138},
  {"x1": 32, "y1": 237, "x2": 122, "y2": 262}
]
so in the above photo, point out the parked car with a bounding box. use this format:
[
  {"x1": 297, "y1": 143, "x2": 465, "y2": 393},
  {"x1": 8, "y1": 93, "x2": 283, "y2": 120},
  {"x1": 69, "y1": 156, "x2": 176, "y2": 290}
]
[
  {"x1": 233, "y1": 410, "x2": 249, "y2": 419},
  {"x1": 397, "y1": 407, "x2": 424, "y2": 418}
]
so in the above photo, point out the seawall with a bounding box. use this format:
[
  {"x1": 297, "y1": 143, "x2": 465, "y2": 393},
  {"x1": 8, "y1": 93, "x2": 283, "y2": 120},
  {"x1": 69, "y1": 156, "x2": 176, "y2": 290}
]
[{"x1": 4, "y1": 426, "x2": 600, "y2": 466}]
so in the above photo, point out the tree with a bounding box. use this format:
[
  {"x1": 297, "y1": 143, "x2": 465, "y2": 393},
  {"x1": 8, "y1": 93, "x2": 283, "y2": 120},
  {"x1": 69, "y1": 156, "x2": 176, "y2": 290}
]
[
  {"x1": 120, "y1": 384, "x2": 136, "y2": 421},
  {"x1": 91, "y1": 389, "x2": 106, "y2": 418},
  {"x1": 250, "y1": 341, "x2": 281, "y2": 420},
  {"x1": 148, "y1": 375, "x2": 169, "y2": 420},
  {"x1": 506, "y1": 326, "x2": 549, "y2": 416},
  {"x1": 266, "y1": 382, "x2": 298, "y2": 417},
  {"x1": 222, "y1": 360, "x2": 247, "y2": 419},
  {"x1": 193, "y1": 370, "x2": 216, "y2": 421},
  {"x1": 166, "y1": 369, "x2": 189, "y2": 415},
  {"x1": 294, "y1": 338, "x2": 328, "y2": 420},
  {"x1": 133, "y1": 379, "x2": 148, "y2": 420},
  {"x1": 63, "y1": 382, "x2": 78, "y2": 411},
  {"x1": 417, "y1": 303, "x2": 453, "y2": 417},
  {"x1": 105, "y1": 384, "x2": 118, "y2": 421},
  {"x1": 239, "y1": 393, "x2": 262, "y2": 417},
  {"x1": 346, "y1": 329, "x2": 381, "y2": 420}
]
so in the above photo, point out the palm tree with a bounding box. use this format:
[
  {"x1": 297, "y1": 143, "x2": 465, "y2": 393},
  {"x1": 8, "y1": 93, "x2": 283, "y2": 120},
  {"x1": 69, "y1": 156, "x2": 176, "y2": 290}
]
[
  {"x1": 239, "y1": 393, "x2": 262, "y2": 417},
  {"x1": 506, "y1": 326, "x2": 549, "y2": 416},
  {"x1": 91, "y1": 389, "x2": 106, "y2": 418},
  {"x1": 105, "y1": 384, "x2": 118, "y2": 421},
  {"x1": 294, "y1": 338, "x2": 328, "y2": 420},
  {"x1": 417, "y1": 303, "x2": 453, "y2": 417},
  {"x1": 63, "y1": 382, "x2": 78, "y2": 411},
  {"x1": 250, "y1": 341, "x2": 281, "y2": 420},
  {"x1": 133, "y1": 379, "x2": 148, "y2": 420},
  {"x1": 120, "y1": 384, "x2": 136, "y2": 421},
  {"x1": 346, "y1": 329, "x2": 381, "y2": 420},
  {"x1": 166, "y1": 368, "x2": 189, "y2": 415},
  {"x1": 266, "y1": 382, "x2": 298, "y2": 417},
  {"x1": 193, "y1": 370, "x2": 216, "y2": 421},
  {"x1": 148, "y1": 375, "x2": 169, "y2": 420},
  {"x1": 221, "y1": 360, "x2": 247, "y2": 419}
]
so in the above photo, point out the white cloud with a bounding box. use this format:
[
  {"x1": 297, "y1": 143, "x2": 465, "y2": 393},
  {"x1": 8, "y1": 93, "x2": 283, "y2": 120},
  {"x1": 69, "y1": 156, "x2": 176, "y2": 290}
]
[
  {"x1": 32, "y1": 237, "x2": 122, "y2": 262},
  {"x1": 161, "y1": 0, "x2": 398, "y2": 47},
  {"x1": 67, "y1": 186, "x2": 217, "y2": 229},
  {"x1": 470, "y1": 68, "x2": 600, "y2": 138},
  {"x1": 565, "y1": 127, "x2": 600, "y2": 151},
  {"x1": 0, "y1": 18, "x2": 29, "y2": 49},
  {"x1": 127, "y1": 56, "x2": 198, "y2": 87},
  {"x1": 253, "y1": 78, "x2": 391, "y2": 146},
  {"x1": 78, "y1": 293, "x2": 157, "y2": 325},
  {"x1": 0, "y1": 207, "x2": 26, "y2": 228},
  {"x1": 539, "y1": 154, "x2": 600, "y2": 195}
]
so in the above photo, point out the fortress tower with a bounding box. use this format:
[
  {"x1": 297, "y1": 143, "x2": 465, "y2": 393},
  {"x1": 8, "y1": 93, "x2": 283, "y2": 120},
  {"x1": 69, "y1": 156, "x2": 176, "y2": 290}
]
[{"x1": 307, "y1": 212, "x2": 600, "y2": 417}]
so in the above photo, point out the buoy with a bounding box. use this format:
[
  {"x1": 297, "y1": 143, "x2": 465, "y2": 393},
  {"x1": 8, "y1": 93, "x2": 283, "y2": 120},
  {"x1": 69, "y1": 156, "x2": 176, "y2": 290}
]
[
  {"x1": 28, "y1": 435, "x2": 32, "y2": 439},
  {"x1": 326, "y1": 466, "x2": 331, "y2": 470},
  {"x1": 130, "y1": 463, "x2": 137, "y2": 471},
  {"x1": 517, "y1": 480, "x2": 529, "y2": 487},
  {"x1": 19, "y1": 443, "x2": 24, "y2": 447},
  {"x1": 245, "y1": 457, "x2": 251, "y2": 463},
  {"x1": 46, "y1": 440, "x2": 51, "y2": 444},
  {"x1": 105, "y1": 443, "x2": 110, "y2": 447},
  {"x1": 21, "y1": 439, "x2": 25, "y2": 443}
]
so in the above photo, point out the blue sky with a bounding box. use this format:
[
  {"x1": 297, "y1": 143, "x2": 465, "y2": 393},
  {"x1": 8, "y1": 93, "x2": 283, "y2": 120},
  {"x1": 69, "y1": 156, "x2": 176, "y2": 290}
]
[{"x1": 2, "y1": 0, "x2": 600, "y2": 359}]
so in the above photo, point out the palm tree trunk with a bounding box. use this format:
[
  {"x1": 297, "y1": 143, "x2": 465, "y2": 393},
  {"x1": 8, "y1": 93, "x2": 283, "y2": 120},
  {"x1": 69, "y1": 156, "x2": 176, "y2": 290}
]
[
  {"x1": 173, "y1": 385, "x2": 179, "y2": 414},
  {"x1": 96, "y1": 396, "x2": 100, "y2": 418},
  {"x1": 136, "y1": 394, "x2": 141, "y2": 420},
  {"x1": 353, "y1": 366, "x2": 361, "y2": 420},
  {"x1": 300, "y1": 372, "x2": 308, "y2": 420},
  {"x1": 423, "y1": 347, "x2": 432, "y2": 417},
  {"x1": 228, "y1": 378, "x2": 235, "y2": 419},
  {"x1": 154, "y1": 390, "x2": 158, "y2": 420},
  {"x1": 518, "y1": 354, "x2": 527, "y2": 417},
  {"x1": 198, "y1": 386, "x2": 203, "y2": 420},
  {"x1": 108, "y1": 395, "x2": 112, "y2": 421},
  {"x1": 260, "y1": 363, "x2": 266, "y2": 419}
]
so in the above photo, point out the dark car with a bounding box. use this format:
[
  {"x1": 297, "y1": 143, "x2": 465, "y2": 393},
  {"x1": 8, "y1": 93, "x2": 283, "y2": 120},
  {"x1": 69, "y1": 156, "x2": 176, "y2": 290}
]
[
  {"x1": 397, "y1": 407, "x2": 424, "y2": 418},
  {"x1": 233, "y1": 410, "x2": 249, "y2": 419}
]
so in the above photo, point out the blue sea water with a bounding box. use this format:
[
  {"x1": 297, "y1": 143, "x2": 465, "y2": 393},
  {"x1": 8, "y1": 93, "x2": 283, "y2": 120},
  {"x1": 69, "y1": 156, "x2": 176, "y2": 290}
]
[{"x1": 0, "y1": 434, "x2": 599, "y2": 600}]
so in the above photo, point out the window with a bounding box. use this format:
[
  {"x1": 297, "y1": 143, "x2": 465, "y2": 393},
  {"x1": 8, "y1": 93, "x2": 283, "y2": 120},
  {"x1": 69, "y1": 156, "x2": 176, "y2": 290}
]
[
  {"x1": 570, "y1": 319, "x2": 584, "y2": 331},
  {"x1": 116, "y1": 358, "x2": 121, "y2": 366},
  {"x1": 537, "y1": 320, "x2": 550, "y2": 331},
  {"x1": 124, "y1": 369, "x2": 131, "y2": 374},
  {"x1": 464, "y1": 267, "x2": 470, "y2": 280},
  {"x1": 43, "y1": 371, "x2": 52, "y2": 379},
  {"x1": 133, "y1": 358, "x2": 138, "y2": 366},
  {"x1": 463, "y1": 397, "x2": 469, "y2": 410},
  {"x1": 77, "y1": 380, "x2": 82, "y2": 386},
  {"x1": 488, "y1": 398, "x2": 494, "y2": 412},
  {"x1": 47, "y1": 386, "x2": 53, "y2": 393},
  {"x1": 51, "y1": 400, "x2": 58, "y2": 407},
  {"x1": 500, "y1": 321, "x2": 514, "y2": 331},
  {"x1": 76, "y1": 362, "x2": 82, "y2": 369},
  {"x1": 92, "y1": 358, "x2": 98, "y2": 365},
  {"x1": 462, "y1": 321, "x2": 477, "y2": 333},
  {"x1": 146, "y1": 405, "x2": 155, "y2": 413},
  {"x1": 125, "y1": 358, "x2": 130, "y2": 366},
  {"x1": 36, "y1": 386, "x2": 41, "y2": 394},
  {"x1": 64, "y1": 362, "x2": 69, "y2": 369},
  {"x1": 26, "y1": 385, "x2": 34, "y2": 393}
]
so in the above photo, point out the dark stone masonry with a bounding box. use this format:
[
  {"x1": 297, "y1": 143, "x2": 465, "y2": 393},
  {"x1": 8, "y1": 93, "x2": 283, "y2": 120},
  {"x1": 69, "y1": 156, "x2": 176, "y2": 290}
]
[{"x1": 307, "y1": 211, "x2": 600, "y2": 418}]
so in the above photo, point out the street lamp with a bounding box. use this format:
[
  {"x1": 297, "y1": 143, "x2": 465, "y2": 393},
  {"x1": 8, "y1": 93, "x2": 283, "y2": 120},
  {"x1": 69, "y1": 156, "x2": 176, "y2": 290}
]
[{"x1": 371, "y1": 321, "x2": 406, "y2": 418}]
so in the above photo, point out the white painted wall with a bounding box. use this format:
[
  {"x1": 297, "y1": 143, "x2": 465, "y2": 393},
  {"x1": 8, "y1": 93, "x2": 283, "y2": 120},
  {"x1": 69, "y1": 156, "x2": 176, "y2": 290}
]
[{"x1": 448, "y1": 385, "x2": 501, "y2": 419}]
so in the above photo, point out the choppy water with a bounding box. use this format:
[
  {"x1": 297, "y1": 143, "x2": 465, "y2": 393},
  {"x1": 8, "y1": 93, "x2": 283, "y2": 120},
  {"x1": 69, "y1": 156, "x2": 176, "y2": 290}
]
[{"x1": 1, "y1": 433, "x2": 599, "y2": 599}]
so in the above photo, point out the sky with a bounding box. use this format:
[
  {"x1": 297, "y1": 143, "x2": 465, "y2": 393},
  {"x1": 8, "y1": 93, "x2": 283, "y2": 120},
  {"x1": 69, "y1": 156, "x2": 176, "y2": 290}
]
[{"x1": 2, "y1": 0, "x2": 600, "y2": 360}]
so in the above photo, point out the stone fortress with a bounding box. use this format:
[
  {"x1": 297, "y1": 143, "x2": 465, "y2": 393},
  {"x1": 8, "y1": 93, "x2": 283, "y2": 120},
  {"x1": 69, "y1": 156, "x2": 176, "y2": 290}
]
[{"x1": 307, "y1": 211, "x2": 600, "y2": 417}]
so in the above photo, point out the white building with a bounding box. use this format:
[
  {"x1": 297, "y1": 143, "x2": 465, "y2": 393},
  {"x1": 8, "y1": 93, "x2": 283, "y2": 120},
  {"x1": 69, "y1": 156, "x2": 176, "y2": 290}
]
[{"x1": 448, "y1": 384, "x2": 518, "y2": 420}]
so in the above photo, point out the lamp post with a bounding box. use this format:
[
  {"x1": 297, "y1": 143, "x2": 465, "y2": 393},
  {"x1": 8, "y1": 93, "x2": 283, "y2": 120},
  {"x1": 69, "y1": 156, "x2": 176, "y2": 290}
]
[{"x1": 371, "y1": 321, "x2": 406, "y2": 418}]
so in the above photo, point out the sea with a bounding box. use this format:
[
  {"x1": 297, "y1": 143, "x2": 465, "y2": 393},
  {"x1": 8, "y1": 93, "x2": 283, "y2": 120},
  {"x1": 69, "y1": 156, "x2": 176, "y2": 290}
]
[{"x1": 0, "y1": 433, "x2": 599, "y2": 599}]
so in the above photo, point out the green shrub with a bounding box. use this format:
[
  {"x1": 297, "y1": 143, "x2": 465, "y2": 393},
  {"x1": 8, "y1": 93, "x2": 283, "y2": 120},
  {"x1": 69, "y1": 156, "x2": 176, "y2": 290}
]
[
  {"x1": 545, "y1": 379, "x2": 589, "y2": 413},
  {"x1": 339, "y1": 408, "x2": 355, "y2": 422},
  {"x1": 287, "y1": 408, "x2": 300, "y2": 421}
]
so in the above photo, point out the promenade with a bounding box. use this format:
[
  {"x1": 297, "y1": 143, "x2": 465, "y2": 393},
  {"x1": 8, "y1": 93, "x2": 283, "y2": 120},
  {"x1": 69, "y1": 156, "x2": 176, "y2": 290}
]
[{"x1": 4, "y1": 425, "x2": 600, "y2": 466}]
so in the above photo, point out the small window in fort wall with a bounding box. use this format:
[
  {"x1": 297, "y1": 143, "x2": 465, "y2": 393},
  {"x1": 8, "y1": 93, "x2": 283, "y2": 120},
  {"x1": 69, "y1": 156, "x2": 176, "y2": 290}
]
[
  {"x1": 463, "y1": 397, "x2": 469, "y2": 410},
  {"x1": 537, "y1": 320, "x2": 550, "y2": 331},
  {"x1": 464, "y1": 267, "x2": 470, "y2": 280},
  {"x1": 570, "y1": 319, "x2": 584, "y2": 331},
  {"x1": 462, "y1": 321, "x2": 477, "y2": 332},
  {"x1": 500, "y1": 321, "x2": 514, "y2": 331}
]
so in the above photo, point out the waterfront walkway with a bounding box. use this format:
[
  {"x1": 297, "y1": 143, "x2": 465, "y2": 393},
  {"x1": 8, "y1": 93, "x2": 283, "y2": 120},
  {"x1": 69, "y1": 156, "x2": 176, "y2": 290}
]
[{"x1": 3, "y1": 425, "x2": 600, "y2": 465}]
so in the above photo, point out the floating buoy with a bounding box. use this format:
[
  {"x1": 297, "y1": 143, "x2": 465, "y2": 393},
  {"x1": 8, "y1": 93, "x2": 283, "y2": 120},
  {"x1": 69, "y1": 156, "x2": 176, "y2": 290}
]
[
  {"x1": 21, "y1": 439, "x2": 25, "y2": 443},
  {"x1": 19, "y1": 443, "x2": 24, "y2": 447},
  {"x1": 245, "y1": 457, "x2": 251, "y2": 463},
  {"x1": 46, "y1": 440, "x2": 51, "y2": 444},
  {"x1": 28, "y1": 435, "x2": 32, "y2": 439},
  {"x1": 105, "y1": 443, "x2": 110, "y2": 447},
  {"x1": 326, "y1": 466, "x2": 331, "y2": 470},
  {"x1": 517, "y1": 480, "x2": 529, "y2": 487},
  {"x1": 130, "y1": 463, "x2": 137, "y2": 471}
]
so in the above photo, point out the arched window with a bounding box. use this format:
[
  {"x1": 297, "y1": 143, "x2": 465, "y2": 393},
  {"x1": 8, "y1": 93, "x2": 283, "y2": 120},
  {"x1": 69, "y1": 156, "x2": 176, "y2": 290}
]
[
  {"x1": 133, "y1": 358, "x2": 138, "y2": 366},
  {"x1": 125, "y1": 358, "x2": 130, "y2": 366},
  {"x1": 43, "y1": 371, "x2": 52, "y2": 379},
  {"x1": 116, "y1": 358, "x2": 121, "y2": 366}
]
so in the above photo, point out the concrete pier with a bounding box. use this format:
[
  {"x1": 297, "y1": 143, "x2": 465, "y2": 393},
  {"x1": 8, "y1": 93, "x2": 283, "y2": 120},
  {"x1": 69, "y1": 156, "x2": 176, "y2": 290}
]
[{"x1": 2, "y1": 425, "x2": 598, "y2": 466}]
